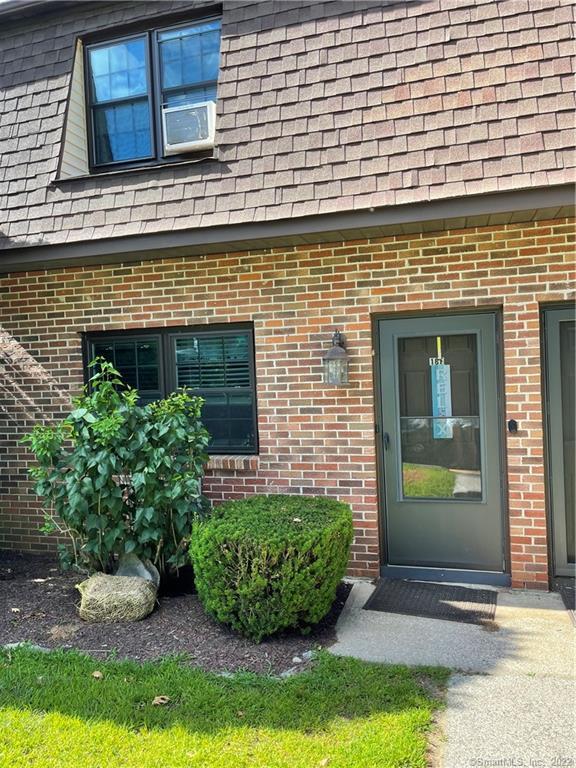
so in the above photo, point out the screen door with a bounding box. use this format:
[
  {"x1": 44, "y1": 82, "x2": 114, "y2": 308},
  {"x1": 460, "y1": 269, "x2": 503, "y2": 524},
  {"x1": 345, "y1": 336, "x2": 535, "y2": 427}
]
[{"x1": 378, "y1": 313, "x2": 505, "y2": 573}]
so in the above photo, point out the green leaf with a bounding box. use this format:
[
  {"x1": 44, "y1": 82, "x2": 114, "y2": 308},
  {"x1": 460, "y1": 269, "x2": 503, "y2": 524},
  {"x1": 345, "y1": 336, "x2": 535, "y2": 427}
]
[
  {"x1": 94, "y1": 474, "x2": 108, "y2": 491},
  {"x1": 85, "y1": 514, "x2": 102, "y2": 532},
  {"x1": 132, "y1": 472, "x2": 145, "y2": 489}
]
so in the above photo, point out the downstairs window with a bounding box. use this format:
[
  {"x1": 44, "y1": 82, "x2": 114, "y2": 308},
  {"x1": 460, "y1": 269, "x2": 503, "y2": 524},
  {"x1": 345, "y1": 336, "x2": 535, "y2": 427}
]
[{"x1": 85, "y1": 325, "x2": 258, "y2": 454}]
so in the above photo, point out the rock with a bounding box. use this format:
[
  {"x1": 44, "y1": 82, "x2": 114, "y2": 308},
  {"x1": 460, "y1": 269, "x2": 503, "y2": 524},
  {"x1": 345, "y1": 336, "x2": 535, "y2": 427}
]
[
  {"x1": 280, "y1": 667, "x2": 297, "y2": 678},
  {"x1": 77, "y1": 573, "x2": 157, "y2": 622},
  {"x1": 116, "y1": 554, "x2": 160, "y2": 587},
  {"x1": 302, "y1": 650, "x2": 315, "y2": 661},
  {"x1": 292, "y1": 656, "x2": 303, "y2": 664},
  {"x1": 4, "y1": 642, "x2": 50, "y2": 653}
]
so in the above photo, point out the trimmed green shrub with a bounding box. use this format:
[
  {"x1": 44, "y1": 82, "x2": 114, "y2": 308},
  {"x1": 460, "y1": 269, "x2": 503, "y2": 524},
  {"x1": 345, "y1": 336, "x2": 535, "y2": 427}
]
[{"x1": 190, "y1": 494, "x2": 353, "y2": 642}]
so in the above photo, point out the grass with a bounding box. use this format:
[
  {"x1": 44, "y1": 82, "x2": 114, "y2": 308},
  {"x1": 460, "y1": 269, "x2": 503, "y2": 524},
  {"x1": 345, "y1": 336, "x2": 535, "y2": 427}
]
[
  {"x1": 0, "y1": 647, "x2": 448, "y2": 768},
  {"x1": 403, "y1": 463, "x2": 456, "y2": 498}
]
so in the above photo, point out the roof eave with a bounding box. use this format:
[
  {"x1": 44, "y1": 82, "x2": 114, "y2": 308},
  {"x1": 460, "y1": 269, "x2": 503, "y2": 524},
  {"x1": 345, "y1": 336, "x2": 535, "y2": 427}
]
[
  {"x1": 0, "y1": 0, "x2": 81, "y2": 22},
  {"x1": 0, "y1": 184, "x2": 574, "y2": 275}
]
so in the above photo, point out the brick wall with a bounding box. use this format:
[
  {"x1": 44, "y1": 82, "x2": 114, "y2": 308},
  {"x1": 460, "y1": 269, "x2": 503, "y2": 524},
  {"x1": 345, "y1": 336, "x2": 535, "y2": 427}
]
[{"x1": 0, "y1": 216, "x2": 574, "y2": 587}]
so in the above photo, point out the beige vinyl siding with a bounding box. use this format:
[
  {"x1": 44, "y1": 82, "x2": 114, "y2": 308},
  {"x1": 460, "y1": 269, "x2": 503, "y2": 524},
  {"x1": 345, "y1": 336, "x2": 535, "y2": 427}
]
[{"x1": 58, "y1": 39, "x2": 89, "y2": 178}]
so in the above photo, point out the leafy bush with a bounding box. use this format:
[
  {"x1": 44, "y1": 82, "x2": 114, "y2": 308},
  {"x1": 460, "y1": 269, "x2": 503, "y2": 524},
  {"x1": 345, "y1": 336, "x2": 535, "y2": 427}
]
[
  {"x1": 190, "y1": 494, "x2": 353, "y2": 642},
  {"x1": 22, "y1": 360, "x2": 209, "y2": 576}
]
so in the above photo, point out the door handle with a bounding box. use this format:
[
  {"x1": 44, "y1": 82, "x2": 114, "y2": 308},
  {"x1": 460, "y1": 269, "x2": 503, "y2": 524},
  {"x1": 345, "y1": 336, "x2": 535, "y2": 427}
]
[{"x1": 383, "y1": 432, "x2": 390, "y2": 450}]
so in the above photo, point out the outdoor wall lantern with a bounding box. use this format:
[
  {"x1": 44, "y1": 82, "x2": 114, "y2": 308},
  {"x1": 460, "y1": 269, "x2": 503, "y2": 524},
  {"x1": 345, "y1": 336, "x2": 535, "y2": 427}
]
[{"x1": 323, "y1": 330, "x2": 350, "y2": 386}]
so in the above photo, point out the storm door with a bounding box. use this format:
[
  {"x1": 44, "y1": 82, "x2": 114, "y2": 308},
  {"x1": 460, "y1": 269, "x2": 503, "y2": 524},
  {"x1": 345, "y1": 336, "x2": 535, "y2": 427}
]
[
  {"x1": 378, "y1": 313, "x2": 505, "y2": 576},
  {"x1": 544, "y1": 307, "x2": 575, "y2": 577}
]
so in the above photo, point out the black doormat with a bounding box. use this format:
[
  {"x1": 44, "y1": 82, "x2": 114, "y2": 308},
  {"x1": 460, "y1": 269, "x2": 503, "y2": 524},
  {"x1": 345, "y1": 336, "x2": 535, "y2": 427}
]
[{"x1": 363, "y1": 579, "x2": 498, "y2": 626}]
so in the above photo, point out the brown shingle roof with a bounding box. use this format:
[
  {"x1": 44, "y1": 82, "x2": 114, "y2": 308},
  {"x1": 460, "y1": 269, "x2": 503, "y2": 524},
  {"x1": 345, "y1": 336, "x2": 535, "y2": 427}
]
[{"x1": 0, "y1": 0, "x2": 574, "y2": 251}]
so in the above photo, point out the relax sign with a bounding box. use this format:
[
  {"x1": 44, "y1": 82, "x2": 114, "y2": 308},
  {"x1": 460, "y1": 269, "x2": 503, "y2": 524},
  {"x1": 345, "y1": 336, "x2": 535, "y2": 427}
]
[{"x1": 429, "y1": 359, "x2": 453, "y2": 439}]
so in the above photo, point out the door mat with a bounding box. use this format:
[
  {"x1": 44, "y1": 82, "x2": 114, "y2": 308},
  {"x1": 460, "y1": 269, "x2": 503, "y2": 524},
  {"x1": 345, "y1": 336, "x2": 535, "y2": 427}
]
[{"x1": 363, "y1": 579, "x2": 498, "y2": 626}]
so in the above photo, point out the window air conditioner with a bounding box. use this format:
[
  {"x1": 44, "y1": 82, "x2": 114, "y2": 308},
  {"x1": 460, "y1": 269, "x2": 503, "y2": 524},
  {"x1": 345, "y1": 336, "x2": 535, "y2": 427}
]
[{"x1": 161, "y1": 101, "x2": 216, "y2": 155}]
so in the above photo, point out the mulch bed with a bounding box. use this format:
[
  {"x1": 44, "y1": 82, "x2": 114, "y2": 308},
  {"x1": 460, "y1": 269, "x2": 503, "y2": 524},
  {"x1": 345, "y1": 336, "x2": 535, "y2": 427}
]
[{"x1": 0, "y1": 551, "x2": 352, "y2": 674}]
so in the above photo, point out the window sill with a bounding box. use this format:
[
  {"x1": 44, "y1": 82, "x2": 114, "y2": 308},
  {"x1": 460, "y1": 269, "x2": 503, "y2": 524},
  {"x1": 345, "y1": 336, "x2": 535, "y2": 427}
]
[
  {"x1": 53, "y1": 152, "x2": 218, "y2": 185},
  {"x1": 206, "y1": 455, "x2": 259, "y2": 471}
]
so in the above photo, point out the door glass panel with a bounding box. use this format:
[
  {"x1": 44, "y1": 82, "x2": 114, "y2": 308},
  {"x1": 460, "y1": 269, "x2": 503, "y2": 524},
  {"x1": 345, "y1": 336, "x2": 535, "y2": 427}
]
[
  {"x1": 560, "y1": 320, "x2": 575, "y2": 563},
  {"x1": 398, "y1": 333, "x2": 482, "y2": 500}
]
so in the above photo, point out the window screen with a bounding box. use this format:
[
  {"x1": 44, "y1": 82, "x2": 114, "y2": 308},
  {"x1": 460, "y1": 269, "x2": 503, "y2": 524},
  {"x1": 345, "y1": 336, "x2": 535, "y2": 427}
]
[{"x1": 91, "y1": 337, "x2": 162, "y2": 404}]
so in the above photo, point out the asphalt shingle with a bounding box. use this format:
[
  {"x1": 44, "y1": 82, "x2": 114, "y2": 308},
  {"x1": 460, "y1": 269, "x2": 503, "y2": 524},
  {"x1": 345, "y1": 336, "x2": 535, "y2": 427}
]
[{"x1": 0, "y1": 0, "x2": 574, "y2": 251}]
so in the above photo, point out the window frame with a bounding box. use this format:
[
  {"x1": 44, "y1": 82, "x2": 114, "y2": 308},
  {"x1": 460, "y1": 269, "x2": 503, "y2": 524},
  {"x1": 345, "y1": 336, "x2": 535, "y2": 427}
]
[
  {"x1": 83, "y1": 324, "x2": 259, "y2": 456},
  {"x1": 85, "y1": 32, "x2": 157, "y2": 170},
  {"x1": 88, "y1": 333, "x2": 165, "y2": 403},
  {"x1": 83, "y1": 14, "x2": 221, "y2": 172}
]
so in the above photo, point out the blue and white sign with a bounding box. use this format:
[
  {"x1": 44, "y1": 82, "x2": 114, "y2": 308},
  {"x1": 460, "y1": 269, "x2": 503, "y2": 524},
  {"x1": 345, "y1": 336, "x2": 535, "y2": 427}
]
[{"x1": 430, "y1": 362, "x2": 453, "y2": 439}]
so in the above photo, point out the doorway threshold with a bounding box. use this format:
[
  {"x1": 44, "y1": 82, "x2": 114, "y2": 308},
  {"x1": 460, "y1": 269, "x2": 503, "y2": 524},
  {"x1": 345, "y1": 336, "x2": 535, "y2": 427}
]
[{"x1": 381, "y1": 565, "x2": 511, "y2": 588}]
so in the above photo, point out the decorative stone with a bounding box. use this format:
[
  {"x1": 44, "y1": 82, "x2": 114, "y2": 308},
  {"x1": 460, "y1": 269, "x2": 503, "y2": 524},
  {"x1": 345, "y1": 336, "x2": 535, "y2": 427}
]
[
  {"x1": 77, "y1": 573, "x2": 157, "y2": 623},
  {"x1": 4, "y1": 642, "x2": 50, "y2": 652},
  {"x1": 116, "y1": 553, "x2": 160, "y2": 587}
]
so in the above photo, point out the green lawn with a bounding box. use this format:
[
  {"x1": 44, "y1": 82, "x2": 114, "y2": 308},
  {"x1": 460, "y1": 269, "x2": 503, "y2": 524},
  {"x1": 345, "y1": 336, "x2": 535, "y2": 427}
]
[
  {"x1": 0, "y1": 647, "x2": 447, "y2": 768},
  {"x1": 403, "y1": 463, "x2": 456, "y2": 498}
]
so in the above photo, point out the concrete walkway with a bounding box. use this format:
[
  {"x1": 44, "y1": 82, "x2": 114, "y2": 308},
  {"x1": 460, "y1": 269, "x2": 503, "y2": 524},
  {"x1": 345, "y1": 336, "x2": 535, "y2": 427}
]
[{"x1": 331, "y1": 581, "x2": 575, "y2": 766}]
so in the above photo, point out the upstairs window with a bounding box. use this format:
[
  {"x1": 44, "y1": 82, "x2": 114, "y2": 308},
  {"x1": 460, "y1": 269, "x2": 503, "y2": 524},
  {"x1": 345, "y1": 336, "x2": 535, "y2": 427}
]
[
  {"x1": 85, "y1": 17, "x2": 221, "y2": 170},
  {"x1": 86, "y1": 326, "x2": 258, "y2": 455},
  {"x1": 158, "y1": 22, "x2": 220, "y2": 108},
  {"x1": 88, "y1": 37, "x2": 153, "y2": 165}
]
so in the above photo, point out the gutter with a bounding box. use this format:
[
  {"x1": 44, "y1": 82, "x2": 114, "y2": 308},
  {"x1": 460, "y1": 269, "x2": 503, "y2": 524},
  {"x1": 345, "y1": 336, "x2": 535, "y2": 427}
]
[{"x1": 0, "y1": 184, "x2": 574, "y2": 274}]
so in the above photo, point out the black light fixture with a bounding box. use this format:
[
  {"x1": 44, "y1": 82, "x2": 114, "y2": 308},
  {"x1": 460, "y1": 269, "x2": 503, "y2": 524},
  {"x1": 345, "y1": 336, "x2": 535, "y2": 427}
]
[{"x1": 323, "y1": 330, "x2": 349, "y2": 386}]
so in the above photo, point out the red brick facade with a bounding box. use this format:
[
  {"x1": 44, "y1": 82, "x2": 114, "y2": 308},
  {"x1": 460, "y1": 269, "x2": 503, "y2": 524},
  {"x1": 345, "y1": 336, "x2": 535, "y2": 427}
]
[{"x1": 0, "y1": 216, "x2": 574, "y2": 588}]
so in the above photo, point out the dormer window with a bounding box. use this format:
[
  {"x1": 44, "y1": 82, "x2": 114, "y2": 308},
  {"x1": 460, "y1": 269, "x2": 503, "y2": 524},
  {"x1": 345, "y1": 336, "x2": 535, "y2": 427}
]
[
  {"x1": 158, "y1": 22, "x2": 220, "y2": 108},
  {"x1": 88, "y1": 36, "x2": 153, "y2": 165},
  {"x1": 84, "y1": 18, "x2": 221, "y2": 170}
]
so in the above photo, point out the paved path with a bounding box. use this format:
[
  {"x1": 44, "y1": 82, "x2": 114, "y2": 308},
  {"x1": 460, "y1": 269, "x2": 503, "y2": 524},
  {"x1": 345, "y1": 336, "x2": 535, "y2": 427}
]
[{"x1": 331, "y1": 581, "x2": 575, "y2": 766}]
